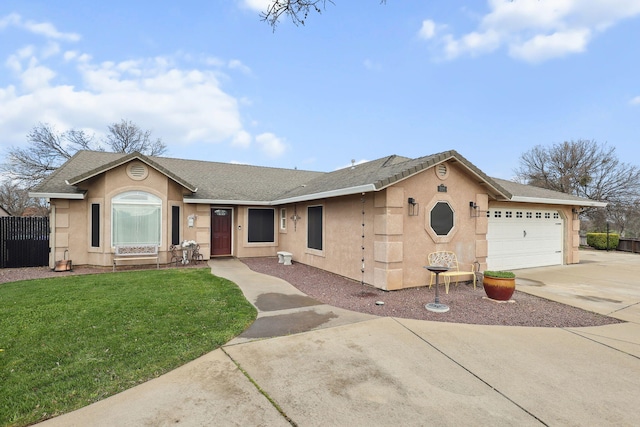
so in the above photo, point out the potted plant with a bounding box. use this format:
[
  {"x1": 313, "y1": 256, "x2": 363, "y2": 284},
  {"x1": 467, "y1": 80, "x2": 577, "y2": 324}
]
[{"x1": 482, "y1": 270, "x2": 516, "y2": 301}]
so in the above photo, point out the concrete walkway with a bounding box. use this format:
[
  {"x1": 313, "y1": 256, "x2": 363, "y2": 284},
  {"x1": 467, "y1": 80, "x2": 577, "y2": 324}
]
[{"x1": 40, "y1": 251, "x2": 640, "y2": 426}]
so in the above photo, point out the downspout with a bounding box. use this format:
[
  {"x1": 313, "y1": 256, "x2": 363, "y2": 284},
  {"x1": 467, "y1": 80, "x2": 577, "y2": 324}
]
[{"x1": 49, "y1": 202, "x2": 56, "y2": 269}]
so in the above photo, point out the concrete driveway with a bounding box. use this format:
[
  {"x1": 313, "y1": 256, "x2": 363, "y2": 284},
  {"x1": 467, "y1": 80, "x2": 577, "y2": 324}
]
[
  {"x1": 515, "y1": 249, "x2": 640, "y2": 323},
  {"x1": 40, "y1": 251, "x2": 640, "y2": 426}
]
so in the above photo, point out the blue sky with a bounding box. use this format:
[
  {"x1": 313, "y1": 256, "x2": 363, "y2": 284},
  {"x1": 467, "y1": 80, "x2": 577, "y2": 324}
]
[{"x1": 1, "y1": 0, "x2": 639, "y2": 180}]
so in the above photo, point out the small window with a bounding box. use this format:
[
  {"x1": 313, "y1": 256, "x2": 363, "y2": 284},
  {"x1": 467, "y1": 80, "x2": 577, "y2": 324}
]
[
  {"x1": 506, "y1": 211, "x2": 512, "y2": 218},
  {"x1": 494, "y1": 211, "x2": 502, "y2": 218},
  {"x1": 430, "y1": 202, "x2": 454, "y2": 236},
  {"x1": 516, "y1": 212, "x2": 523, "y2": 218},
  {"x1": 171, "y1": 206, "x2": 180, "y2": 245},
  {"x1": 307, "y1": 205, "x2": 323, "y2": 250},
  {"x1": 280, "y1": 208, "x2": 287, "y2": 230},
  {"x1": 545, "y1": 212, "x2": 551, "y2": 219},
  {"x1": 536, "y1": 212, "x2": 542, "y2": 219},
  {"x1": 248, "y1": 208, "x2": 275, "y2": 243},
  {"x1": 91, "y1": 203, "x2": 100, "y2": 247}
]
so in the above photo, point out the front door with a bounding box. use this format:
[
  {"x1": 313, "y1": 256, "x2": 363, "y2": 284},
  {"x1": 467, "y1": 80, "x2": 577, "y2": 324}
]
[{"x1": 211, "y1": 208, "x2": 232, "y2": 256}]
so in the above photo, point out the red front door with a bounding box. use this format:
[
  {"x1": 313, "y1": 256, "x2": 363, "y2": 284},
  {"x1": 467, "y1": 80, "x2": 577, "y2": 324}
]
[{"x1": 211, "y1": 208, "x2": 232, "y2": 256}]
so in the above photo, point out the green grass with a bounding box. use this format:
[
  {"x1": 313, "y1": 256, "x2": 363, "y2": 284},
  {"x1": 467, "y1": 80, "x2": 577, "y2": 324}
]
[{"x1": 0, "y1": 268, "x2": 257, "y2": 427}]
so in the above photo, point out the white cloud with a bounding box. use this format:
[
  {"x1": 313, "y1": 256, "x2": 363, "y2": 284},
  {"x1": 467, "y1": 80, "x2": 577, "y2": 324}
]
[
  {"x1": 420, "y1": 0, "x2": 640, "y2": 62},
  {"x1": 0, "y1": 13, "x2": 80, "y2": 41},
  {"x1": 0, "y1": 16, "x2": 286, "y2": 159},
  {"x1": 630, "y1": 96, "x2": 640, "y2": 105},
  {"x1": 509, "y1": 28, "x2": 591, "y2": 63},
  {"x1": 255, "y1": 132, "x2": 286, "y2": 157},
  {"x1": 232, "y1": 130, "x2": 252, "y2": 147},
  {"x1": 241, "y1": 0, "x2": 271, "y2": 12},
  {"x1": 228, "y1": 59, "x2": 252, "y2": 75},
  {"x1": 418, "y1": 20, "x2": 437, "y2": 40}
]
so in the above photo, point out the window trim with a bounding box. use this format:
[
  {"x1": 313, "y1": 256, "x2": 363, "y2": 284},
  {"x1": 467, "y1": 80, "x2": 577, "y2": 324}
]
[
  {"x1": 247, "y1": 207, "x2": 276, "y2": 244},
  {"x1": 430, "y1": 201, "x2": 455, "y2": 236},
  {"x1": 171, "y1": 205, "x2": 181, "y2": 246},
  {"x1": 307, "y1": 205, "x2": 324, "y2": 252},
  {"x1": 111, "y1": 191, "x2": 162, "y2": 247},
  {"x1": 91, "y1": 203, "x2": 100, "y2": 248},
  {"x1": 280, "y1": 208, "x2": 287, "y2": 231}
]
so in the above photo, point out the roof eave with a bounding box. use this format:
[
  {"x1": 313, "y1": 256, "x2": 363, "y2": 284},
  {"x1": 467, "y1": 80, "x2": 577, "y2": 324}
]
[
  {"x1": 183, "y1": 197, "x2": 271, "y2": 206},
  {"x1": 29, "y1": 191, "x2": 86, "y2": 200},
  {"x1": 510, "y1": 196, "x2": 608, "y2": 208},
  {"x1": 272, "y1": 184, "x2": 378, "y2": 205}
]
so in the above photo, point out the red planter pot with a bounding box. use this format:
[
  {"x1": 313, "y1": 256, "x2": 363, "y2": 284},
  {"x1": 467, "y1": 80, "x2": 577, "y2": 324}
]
[{"x1": 482, "y1": 276, "x2": 515, "y2": 301}]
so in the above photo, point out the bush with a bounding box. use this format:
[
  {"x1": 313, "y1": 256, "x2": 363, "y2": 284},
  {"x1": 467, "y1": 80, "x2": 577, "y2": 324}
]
[
  {"x1": 586, "y1": 232, "x2": 619, "y2": 250},
  {"x1": 483, "y1": 270, "x2": 516, "y2": 279}
]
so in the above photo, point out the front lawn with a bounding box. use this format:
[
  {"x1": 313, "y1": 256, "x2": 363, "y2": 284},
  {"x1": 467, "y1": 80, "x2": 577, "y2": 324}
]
[{"x1": 0, "y1": 268, "x2": 256, "y2": 427}]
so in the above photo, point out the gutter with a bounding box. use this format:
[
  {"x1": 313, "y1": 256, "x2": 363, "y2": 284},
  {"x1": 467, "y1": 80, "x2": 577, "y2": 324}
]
[
  {"x1": 509, "y1": 196, "x2": 608, "y2": 208},
  {"x1": 182, "y1": 184, "x2": 378, "y2": 206},
  {"x1": 272, "y1": 184, "x2": 377, "y2": 205},
  {"x1": 29, "y1": 192, "x2": 86, "y2": 200}
]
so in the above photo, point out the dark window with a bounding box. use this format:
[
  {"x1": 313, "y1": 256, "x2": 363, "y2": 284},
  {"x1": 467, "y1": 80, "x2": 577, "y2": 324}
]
[
  {"x1": 248, "y1": 208, "x2": 275, "y2": 243},
  {"x1": 91, "y1": 203, "x2": 100, "y2": 247},
  {"x1": 307, "y1": 205, "x2": 323, "y2": 250},
  {"x1": 171, "y1": 206, "x2": 180, "y2": 245},
  {"x1": 430, "y1": 202, "x2": 454, "y2": 236}
]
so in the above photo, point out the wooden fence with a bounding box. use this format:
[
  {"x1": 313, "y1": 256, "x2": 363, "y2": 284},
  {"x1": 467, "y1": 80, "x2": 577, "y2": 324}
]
[
  {"x1": 0, "y1": 217, "x2": 50, "y2": 268},
  {"x1": 618, "y1": 238, "x2": 640, "y2": 254}
]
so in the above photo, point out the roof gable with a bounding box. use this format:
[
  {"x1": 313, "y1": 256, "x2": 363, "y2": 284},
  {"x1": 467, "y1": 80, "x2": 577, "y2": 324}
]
[{"x1": 66, "y1": 151, "x2": 198, "y2": 192}]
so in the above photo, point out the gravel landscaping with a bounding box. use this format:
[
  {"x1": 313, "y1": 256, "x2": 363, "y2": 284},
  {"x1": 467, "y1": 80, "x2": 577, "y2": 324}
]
[{"x1": 241, "y1": 257, "x2": 624, "y2": 328}]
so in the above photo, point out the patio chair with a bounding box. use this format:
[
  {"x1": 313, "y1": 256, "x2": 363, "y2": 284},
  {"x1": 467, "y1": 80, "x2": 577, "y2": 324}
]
[
  {"x1": 192, "y1": 245, "x2": 204, "y2": 264},
  {"x1": 427, "y1": 251, "x2": 477, "y2": 294},
  {"x1": 169, "y1": 244, "x2": 182, "y2": 266}
]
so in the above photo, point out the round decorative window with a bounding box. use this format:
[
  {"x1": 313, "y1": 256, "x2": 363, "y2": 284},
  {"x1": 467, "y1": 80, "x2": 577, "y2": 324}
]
[{"x1": 127, "y1": 162, "x2": 149, "y2": 181}]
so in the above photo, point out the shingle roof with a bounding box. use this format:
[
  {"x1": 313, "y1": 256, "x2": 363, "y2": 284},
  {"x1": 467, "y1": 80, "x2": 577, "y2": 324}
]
[
  {"x1": 491, "y1": 177, "x2": 607, "y2": 207},
  {"x1": 31, "y1": 149, "x2": 603, "y2": 207}
]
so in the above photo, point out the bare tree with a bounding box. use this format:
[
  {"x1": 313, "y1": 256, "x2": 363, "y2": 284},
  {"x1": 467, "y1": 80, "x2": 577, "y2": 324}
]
[
  {"x1": 105, "y1": 119, "x2": 166, "y2": 156},
  {"x1": 515, "y1": 140, "x2": 640, "y2": 233},
  {"x1": 2, "y1": 120, "x2": 166, "y2": 189},
  {"x1": 0, "y1": 179, "x2": 47, "y2": 216},
  {"x1": 261, "y1": 0, "x2": 334, "y2": 28},
  {"x1": 3, "y1": 123, "x2": 96, "y2": 186},
  {"x1": 261, "y1": 1, "x2": 387, "y2": 29}
]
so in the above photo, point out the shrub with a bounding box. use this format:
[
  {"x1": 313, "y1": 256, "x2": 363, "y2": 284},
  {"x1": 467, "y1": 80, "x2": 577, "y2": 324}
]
[
  {"x1": 483, "y1": 270, "x2": 516, "y2": 279},
  {"x1": 586, "y1": 232, "x2": 619, "y2": 250}
]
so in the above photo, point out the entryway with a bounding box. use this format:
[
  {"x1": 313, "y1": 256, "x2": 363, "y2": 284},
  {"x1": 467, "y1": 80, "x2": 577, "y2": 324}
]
[{"x1": 211, "y1": 208, "x2": 232, "y2": 256}]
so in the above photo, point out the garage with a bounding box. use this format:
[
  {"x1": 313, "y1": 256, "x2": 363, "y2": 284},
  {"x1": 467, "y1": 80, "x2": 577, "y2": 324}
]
[{"x1": 487, "y1": 208, "x2": 564, "y2": 271}]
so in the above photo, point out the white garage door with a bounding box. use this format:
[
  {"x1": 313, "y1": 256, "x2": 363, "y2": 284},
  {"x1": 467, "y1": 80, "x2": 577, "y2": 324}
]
[{"x1": 487, "y1": 208, "x2": 563, "y2": 271}]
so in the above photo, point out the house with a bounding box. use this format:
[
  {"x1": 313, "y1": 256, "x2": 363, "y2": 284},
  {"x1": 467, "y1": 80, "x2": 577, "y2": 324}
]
[{"x1": 30, "y1": 149, "x2": 606, "y2": 290}]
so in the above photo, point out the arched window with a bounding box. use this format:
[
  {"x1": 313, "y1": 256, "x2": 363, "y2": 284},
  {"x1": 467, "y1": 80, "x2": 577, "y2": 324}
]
[{"x1": 111, "y1": 191, "x2": 161, "y2": 246}]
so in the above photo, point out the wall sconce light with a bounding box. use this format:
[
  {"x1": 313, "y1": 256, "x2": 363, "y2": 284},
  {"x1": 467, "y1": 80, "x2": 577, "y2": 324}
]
[
  {"x1": 572, "y1": 208, "x2": 580, "y2": 220},
  {"x1": 437, "y1": 184, "x2": 447, "y2": 193},
  {"x1": 187, "y1": 214, "x2": 197, "y2": 228},
  {"x1": 408, "y1": 197, "x2": 419, "y2": 216},
  {"x1": 469, "y1": 201, "x2": 486, "y2": 218}
]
